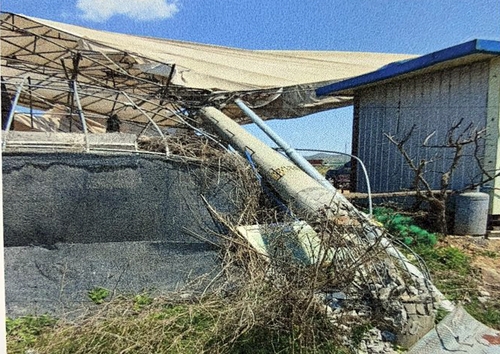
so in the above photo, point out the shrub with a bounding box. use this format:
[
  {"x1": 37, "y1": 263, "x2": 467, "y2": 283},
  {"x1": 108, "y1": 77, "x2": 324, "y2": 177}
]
[{"x1": 373, "y1": 207, "x2": 437, "y2": 246}]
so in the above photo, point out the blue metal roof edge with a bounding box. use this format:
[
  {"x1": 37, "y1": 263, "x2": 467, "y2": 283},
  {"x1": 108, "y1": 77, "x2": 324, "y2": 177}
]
[{"x1": 316, "y1": 39, "x2": 500, "y2": 97}]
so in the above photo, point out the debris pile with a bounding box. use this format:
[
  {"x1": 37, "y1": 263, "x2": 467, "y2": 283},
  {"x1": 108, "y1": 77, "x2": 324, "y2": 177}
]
[
  {"x1": 137, "y1": 131, "x2": 223, "y2": 161},
  {"x1": 194, "y1": 150, "x2": 436, "y2": 351},
  {"x1": 1, "y1": 103, "x2": 443, "y2": 352}
]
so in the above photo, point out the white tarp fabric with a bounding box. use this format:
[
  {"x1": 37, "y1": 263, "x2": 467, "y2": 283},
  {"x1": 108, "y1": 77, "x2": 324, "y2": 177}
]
[
  {"x1": 15, "y1": 14, "x2": 414, "y2": 91},
  {"x1": 1, "y1": 12, "x2": 415, "y2": 125}
]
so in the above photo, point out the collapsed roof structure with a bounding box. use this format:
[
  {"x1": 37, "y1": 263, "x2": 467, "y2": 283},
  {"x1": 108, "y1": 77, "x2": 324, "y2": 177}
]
[{"x1": 0, "y1": 11, "x2": 415, "y2": 132}]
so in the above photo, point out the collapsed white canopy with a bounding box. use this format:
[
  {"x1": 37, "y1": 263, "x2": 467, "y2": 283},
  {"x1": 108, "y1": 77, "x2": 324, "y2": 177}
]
[{"x1": 0, "y1": 12, "x2": 415, "y2": 126}]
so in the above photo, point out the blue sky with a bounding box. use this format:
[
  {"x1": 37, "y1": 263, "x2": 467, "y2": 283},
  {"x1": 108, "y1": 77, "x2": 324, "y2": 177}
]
[{"x1": 2, "y1": 1, "x2": 499, "y2": 153}]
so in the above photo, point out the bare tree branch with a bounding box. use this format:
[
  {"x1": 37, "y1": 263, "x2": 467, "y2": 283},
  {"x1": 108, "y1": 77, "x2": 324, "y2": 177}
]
[
  {"x1": 422, "y1": 131, "x2": 436, "y2": 146},
  {"x1": 384, "y1": 120, "x2": 488, "y2": 234}
]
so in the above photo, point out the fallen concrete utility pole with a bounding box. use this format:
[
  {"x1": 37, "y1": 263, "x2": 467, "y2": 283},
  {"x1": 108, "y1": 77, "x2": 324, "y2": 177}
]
[
  {"x1": 200, "y1": 105, "x2": 448, "y2": 292},
  {"x1": 234, "y1": 98, "x2": 336, "y2": 193},
  {"x1": 201, "y1": 106, "x2": 355, "y2": 217},
  {"x1": 200, "y1": 105, "x2": 454, "y2": 347}
]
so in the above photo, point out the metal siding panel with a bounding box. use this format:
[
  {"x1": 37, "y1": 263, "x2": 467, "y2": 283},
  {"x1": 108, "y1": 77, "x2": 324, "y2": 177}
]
[
  {"x1": 363, "y1": 102, "x2": 372, "y2": 192},
  {"x1": 402, "y1": 77, "x2": 421, "y2": 190},
  {"x1": 485, "y1": 58, "x2": 500, "y2": 214},
  {"x1": 356, "y1": 61, "x2": 490, "y2": 194},
  {"x1": 373, "y1": 88, "x2": 385, "y2": 191},
  {"x1": 358, "y1": 93, "x2": 367, "y2": 192},
  {"x1": 456, "y1": 65, "x2": 473, "y2": 188},
  {"x1": 420, "y1": 73, "x2": 433, "y2": 188},
  {"x1": 465, "y1": 64, "x2": 482, "y2": 187},
  {"x1": 425, "y1": 72, "x2": 442, "y2": 190},
  {"x1": 356, "y1": 98, "x2": 365, "y2": 192},
  {"x1": 370, "y1": 88, "x2": 384, "y2": 192},
  {"x1": 358, "y1": 87, "x2": 385, "y2": 192},
  {"x1": 357, "y1": 91, "x2": 371, "y2": 191},
  {"x1": 401, "y1": 78, "x2": 417, "y2": 190},
  {"x1": 449, "y1": 64, "x2": 479, "y2": 190},
  {"x1": 438, "y1": 69, "x2": 452, "y2": 181},
  {"x1": 426, "y1": 70, "x2": 447, "y2": 190},
  {"x1": 427, "y1": 71, "x2": 443, "y2": 184},
  {"x1": 441, "y1": 66, "x2": 462, "y2": 189},
  {"x1": 468, "y1": 62, "x2": 489, "y2": 185},
  {"x1": 395, "y1": 81, "x2": 409, "y2": 190},
  {"x1": 384, "y1": 82, "x2": 402, "y2": 191}
]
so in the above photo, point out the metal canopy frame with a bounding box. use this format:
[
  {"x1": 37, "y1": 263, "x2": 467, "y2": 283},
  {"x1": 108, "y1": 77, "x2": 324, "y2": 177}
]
[
  {"x1": 0, "y1": 12, "x2": 283, "y2": 130},
  {"x1": 0, "y1": 12, "x2": 215, "y2": 132}
]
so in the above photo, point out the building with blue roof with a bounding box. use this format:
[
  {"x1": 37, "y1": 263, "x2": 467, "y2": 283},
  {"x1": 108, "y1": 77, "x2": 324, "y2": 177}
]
[{"x1": 316, "y1": 39, "x2": 500, "y2": 223}]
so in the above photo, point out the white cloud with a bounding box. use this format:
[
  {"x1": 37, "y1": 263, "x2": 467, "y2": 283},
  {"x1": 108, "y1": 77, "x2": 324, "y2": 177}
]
[{"x1": 76, "y1": 0, "x2": 179, "y2": 22}]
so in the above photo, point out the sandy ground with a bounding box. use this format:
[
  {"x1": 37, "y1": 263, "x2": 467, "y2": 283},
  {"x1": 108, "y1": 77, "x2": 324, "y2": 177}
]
[{"x1": 441, "y1": 236, "x2": 500, "y2": 298}]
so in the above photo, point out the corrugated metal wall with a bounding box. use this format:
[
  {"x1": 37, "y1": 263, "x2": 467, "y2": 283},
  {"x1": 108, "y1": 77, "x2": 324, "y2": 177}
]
[{"x1": 355, "y1": 61, "x2": 490, "y2": 193}]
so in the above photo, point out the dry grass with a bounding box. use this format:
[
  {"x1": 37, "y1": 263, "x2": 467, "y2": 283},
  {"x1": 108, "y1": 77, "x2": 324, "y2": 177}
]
[{"x1": 8, "y1": 295, "x2": 219, "y2": 354}]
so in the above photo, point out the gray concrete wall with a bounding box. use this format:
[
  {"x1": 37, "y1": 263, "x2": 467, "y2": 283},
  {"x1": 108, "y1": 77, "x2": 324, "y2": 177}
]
[{"x1": 3, "y1": 152, "x2": 241, "y2": 316}]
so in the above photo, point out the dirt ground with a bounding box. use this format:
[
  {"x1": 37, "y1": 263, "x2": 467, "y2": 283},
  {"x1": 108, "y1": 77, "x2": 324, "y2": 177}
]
[{"x1": 440, "y1": 235, "x2": 500, "y2": 298}]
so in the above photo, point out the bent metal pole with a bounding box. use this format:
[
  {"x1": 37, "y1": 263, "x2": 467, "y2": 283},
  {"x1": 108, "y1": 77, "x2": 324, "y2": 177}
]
[{"x1": 199, "y1": 105, "x2": 453, "y2": 312}]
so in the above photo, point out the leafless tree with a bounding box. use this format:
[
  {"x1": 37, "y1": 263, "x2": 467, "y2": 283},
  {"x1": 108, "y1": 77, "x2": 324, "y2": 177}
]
[{"x1": 385, "y1": 118, "x2": 489, "y2": 234}]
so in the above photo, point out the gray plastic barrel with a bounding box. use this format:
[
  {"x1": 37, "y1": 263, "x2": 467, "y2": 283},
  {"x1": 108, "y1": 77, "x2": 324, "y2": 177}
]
[{"x1": 454, "y1": 190, "x2": 490, "y2": 236}]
